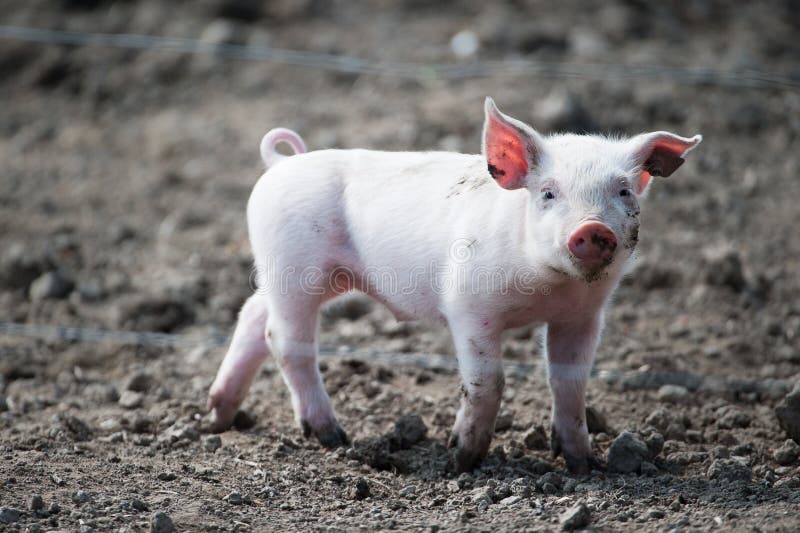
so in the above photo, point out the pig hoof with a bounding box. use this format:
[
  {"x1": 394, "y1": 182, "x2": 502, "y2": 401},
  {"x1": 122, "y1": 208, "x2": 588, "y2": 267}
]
[
  {"x1": 447, "y1": 433, "x2": 487, "y2": 473},
  {"x1": 563, "y1": 452, "x2": 602, "y2": 475},
  {"x1": 302, "y1": 420, "x2": 350, "y2": 449},
  {"x1": 206, "y1": 397, "x2": 238, "y2": 433}
]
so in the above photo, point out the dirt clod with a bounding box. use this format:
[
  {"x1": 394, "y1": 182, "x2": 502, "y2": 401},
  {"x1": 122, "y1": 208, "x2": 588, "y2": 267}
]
[
  {"x1": 560, "y1": 501, "x2": 591, "y2": 530},
  {"x1": 607, "y1": 431, "x2": 650, "y2": 473},
  {"x1": 150, "y1": 511, "x2": 175, "y2": 533}
]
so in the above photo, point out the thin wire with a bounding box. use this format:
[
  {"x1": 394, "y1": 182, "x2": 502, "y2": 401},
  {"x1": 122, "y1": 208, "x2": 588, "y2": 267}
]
[
  {"x1": 0, "y1": 25, "x2": 798, "y2": 91},
  {"x1": 0, "y1": 320, "x2": 794, "y2": 395}
]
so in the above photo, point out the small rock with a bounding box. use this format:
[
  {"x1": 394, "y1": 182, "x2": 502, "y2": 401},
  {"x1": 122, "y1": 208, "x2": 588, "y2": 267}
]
[
  {"x1": 204, "y1": 434, "x2": 222, "y2": 452},
  {"x1": 774, "y1": 439, "x2": 800, "y2": 466},
  {"x1": 199, "y1": 19, "x2": 239, "y2": 46},
  {"x1": 118, "y1": 390, "x2": 144, "y2": 409},
  {"x1": 72, "y1": 490, "x2": 91, "y2": 505},
  {"x1": 537, "y1": 471, "x2": 563, "y2": 491},
  {"x1": 640, "y1": 461, "x2": 659, "y2": 476},
  {"x1": 645, "y1": 407, "x2": 688, "y2": 438},
  {"x1": 232, "y1": 410, "x2": 256, "y2": 430},
  {"x1": 450, "y1": 29, "x2": 480, "y2": 58},
  {"x1": 775, "y1": 384, "x2": 800, "y2": 442},
  {"x1": 131, "y1": 498, "x2": 149, "y2": 512},
  {"x1": 150, "y1": 511, "x2": 175, "y2": 533},
  {"x1": 717, "y1": 407, "x2": 751, "y2": 429},
  {"x1": 125, "y1": 371, "x2": 155, "y2": 393},
  {"x1": 0, "y1": 243, "x2": 46, "y2": 290},
  {"x1": 585, "y1": 406, "x2": 611, "y2": 434},
  {"x1": 523, "y1": 425, "x2": 549, "y2": 450},
  {"x1": 494, "y1": 411, "x2": 514, "y2": 432},
  {"x1": 643, "y1": 431, "x2": 665, "y2": 457},
  {"x1": 353, "y1": 478, "x2": 370, "y2": 500},
  {"x1": 707, "y1": 459, "x2": 751, "y2": 482},
  {"x1": 471, "y1": 487, "x2": 494, "y2": 507},
  {"x1": 704, "y1": 250, "x2": 747, "y2": 292},
  {"x1": 0, "y1": 507, "x2": 20, "y2": 524},
  {"x1": 607, "y1": 431, "x2": 650, "y2": 473},
  {"x1": 29, "y1": 270, "x2": 74, "y2": 300},
  {"x1": 499, "y1": 495, "x2": 522, "y2": 507},
  {"x1": 113, "y1": 294, "x2": 194, "y2": 333},
  {"x1": 657, "y1": 384, "x2": 690, "y2": 404},
  {"x1": 83, "y1": 383, "x2": 120, "y2": 404},
  {"x1": 29, "y1": 494, "x2": 44, "y2": 511},
  {"x1": 399, "y1": 485, "x2": 417, "y2": 497},
  {"x1": 560, "y1": 501, "x2": 591, "y2": 530},
  {"x1": 59, "y1": 414, "x2": 92, "y2": 441},
  {"x1": 157, "y1": 471, "x2": 177, "y2": 481},
  {"x1": 224, "y1": 492, "x2": 243, "y2": 505}
]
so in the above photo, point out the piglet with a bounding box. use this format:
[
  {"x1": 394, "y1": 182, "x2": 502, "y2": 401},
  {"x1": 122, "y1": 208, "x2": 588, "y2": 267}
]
[{"x1": 207, "y1": 98, "x2": 701, "y2": 473}]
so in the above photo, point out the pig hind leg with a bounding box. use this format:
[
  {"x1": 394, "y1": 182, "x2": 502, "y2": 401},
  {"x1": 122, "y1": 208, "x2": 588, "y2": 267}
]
[
  {"x1": 207, "y1": 293, "x2": 269, "y2": 432},
  {"x1": 267, "y1": 294, "x2": 348, "y2": 448}
]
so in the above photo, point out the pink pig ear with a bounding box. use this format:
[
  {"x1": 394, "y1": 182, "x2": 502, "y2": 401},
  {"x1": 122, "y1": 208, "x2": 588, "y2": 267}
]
[
  {"x1": 482, "y1": 97, "x2": 545, "y2": 190},
  {"x1": 631, "y1": 131, "x2": 703, "y2": 194}
]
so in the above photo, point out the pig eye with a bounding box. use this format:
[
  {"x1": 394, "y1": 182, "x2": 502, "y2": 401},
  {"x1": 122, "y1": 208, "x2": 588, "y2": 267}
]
[
  {"x1": 619, "y1": 188, "x2": 632, "y2": 197},
  {"x1": 542, "y1": 190, "x2": 556, "y2": 201}
]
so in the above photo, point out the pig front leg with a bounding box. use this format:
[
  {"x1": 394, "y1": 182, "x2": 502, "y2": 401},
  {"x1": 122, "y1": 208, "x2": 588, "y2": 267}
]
[
  {"x1": 447, "y1": 323, "x2": 504, "y2": 473},
  {"x1": 545, "y1": 317, "x2": 602, "y2": 474}
]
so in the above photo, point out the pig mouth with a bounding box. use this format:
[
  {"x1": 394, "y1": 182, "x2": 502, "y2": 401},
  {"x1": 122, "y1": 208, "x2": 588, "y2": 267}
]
[{"x1": 567, "y1": 255, "x2": 615, "y2": 283}]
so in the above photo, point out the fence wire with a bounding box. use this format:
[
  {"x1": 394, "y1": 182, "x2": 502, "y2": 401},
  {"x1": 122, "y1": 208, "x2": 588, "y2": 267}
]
[
  {"x1": 1, "y1": 25, "x2": 798, "y2": 91},
  {"x1": 0, "y1": 320, "x2": 794, "y2": 397}
]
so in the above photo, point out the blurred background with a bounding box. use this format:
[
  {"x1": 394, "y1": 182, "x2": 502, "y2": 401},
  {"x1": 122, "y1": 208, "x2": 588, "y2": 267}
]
[{"x1": 0, "y1": 1, "x2": 799, "y2": 530}]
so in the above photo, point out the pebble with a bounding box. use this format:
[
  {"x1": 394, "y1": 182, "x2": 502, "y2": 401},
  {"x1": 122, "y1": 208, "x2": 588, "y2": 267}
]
[
  {"x1": 150, "y1": 511, "x2": 175, "y2": 533},
  {"x1": 125, "y1": 371, "x2": 155, "y2": 393},
  {"x1": 29, "y1": 494, "x2": 44, "y2": 511},
  {"x1": 773, "y1": 439, "x2": 800, "y2": 466},
  {"x1": 707, "y1": 459, "x2": 751, "y2": 482},
  {"x1": 494, "y1": 411, "x2": 514, "y2": 432},
  {"x1": 224, "y1": 491, "x2": 246, "y2": 505},
  {"x1": 118, "y1": 390, "x2": 144, "y2": 409},
  {"x1": 607, "y1": 431, "x2": 650, "y2": 473},
  {"x1": 353, "y1": 478, "x2": 370, "y2": 500},
  {"x1": 29, "y1": 270, "x2": 74, "y2": 300},
  {"x1": 499, "y1": 495, "x2": 522, "y2": 507},
  {"x1": 0, "y1": 508, "x2": 20, "y2": 524},
  {"x1": 657, "y1": 385, "x2": 690, "y2": 404},
  {"x1": 704, "y1": 250, "x2": 747, "y2": 292},
  {"x1": 157, "y1": 471, "x2": 177, "y2": 481},
  {"x1": 0, "y1": 243, "x2": 46, "y2": 290},
  {"x1": 560, "y1": 501, "x2": 591, "y2": 530},
  {"x1": 775, "y1": 384, "x2": 800, "y2": 442},
  {"x1": 72, "y1": 490, "x2": 91, "y2": 505},
  {"x1": 716, "y1": 407, "x2": 751, "y2": 429},
  {"x1": 204, "y1": 434, "x2": 222, "y2": 452},
  {"x1": 640, "y1": 461, "x2": 659, "y2": 476},
  {"x1": 523, "y1": 425, "x2": 549, "y2": 450},
  {"x1": 450, "y1": 30, "x2": 479, "y2": 58}
]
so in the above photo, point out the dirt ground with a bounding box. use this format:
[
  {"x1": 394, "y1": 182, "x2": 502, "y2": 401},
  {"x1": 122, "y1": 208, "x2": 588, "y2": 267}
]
[{"x1": 1, "y1": 0, "x2": 800, "y2": 531}]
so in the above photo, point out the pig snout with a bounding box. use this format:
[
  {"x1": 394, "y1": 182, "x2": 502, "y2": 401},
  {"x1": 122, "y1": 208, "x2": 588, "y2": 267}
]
[{"x1": 567, "y1": 222, "x2": 618, "y2": 267}]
